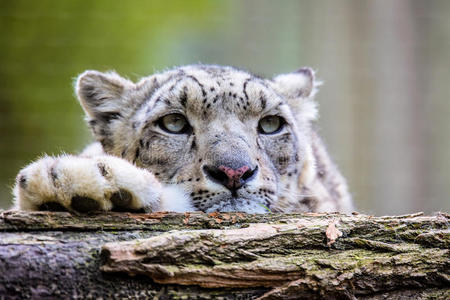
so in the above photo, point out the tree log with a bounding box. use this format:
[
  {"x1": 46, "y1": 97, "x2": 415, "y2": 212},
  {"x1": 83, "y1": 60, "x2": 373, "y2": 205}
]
[{"x1": 0, "y1": 210, "x2": 448, "y2": 299}]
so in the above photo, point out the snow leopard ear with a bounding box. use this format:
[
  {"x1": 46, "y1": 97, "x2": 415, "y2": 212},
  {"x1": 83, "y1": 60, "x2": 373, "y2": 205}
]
[
  {"x1": 271, "y1": 68, "x2": 320, "y2": 123},
  {"x1": 76, "y1": 70, "x2": 135, "y2": 122},
  {"x1": 272, "y1": 67, "x2": 318, "y2": 99}
]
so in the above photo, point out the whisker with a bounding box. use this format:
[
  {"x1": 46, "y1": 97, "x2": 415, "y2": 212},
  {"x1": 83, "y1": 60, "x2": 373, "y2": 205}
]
[{"x1": 278, "y1": 186, "x2": 317, "y2": 199}]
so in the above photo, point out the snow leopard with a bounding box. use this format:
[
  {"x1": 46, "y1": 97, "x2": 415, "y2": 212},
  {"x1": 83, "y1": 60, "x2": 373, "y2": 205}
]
[{"x1": 13, "y1": 64, "x2": 353, "y2": 214}]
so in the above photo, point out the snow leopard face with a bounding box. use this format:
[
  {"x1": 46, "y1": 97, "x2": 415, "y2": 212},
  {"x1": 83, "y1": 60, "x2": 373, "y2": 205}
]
[{"x1": 77, "y1": 64, "x2": 321, "y2": 213}]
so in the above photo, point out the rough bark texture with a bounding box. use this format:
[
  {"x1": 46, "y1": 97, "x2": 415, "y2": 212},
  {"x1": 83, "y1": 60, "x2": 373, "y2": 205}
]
[{"x1": 0, "y1": 210, "x2": 449, "y2": 299}]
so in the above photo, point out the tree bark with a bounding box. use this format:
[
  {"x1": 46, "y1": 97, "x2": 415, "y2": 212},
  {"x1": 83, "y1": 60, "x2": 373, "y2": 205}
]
[{"x1": 0, "y1": 210, "x2": 448, "y2": 299}]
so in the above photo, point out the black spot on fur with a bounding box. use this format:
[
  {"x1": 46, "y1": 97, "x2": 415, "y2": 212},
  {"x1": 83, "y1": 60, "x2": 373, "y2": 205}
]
[
  {"x1": 97, "y1": 162, "x2": 108, "y2": 177},
  {"x1": 191, "y1": 139, "x2": 197, "y2": 151},
  {"x1": 243, "y1": 79, "x2": 250, "y2": 100},
  {"x1": 71, "y1": 196, "x2": 100, "y2": 212},
  {"x1": 100, "y1": 138, "x2": 114, "y2": 152},
  {"x1": 49, "y1": 166, "x2": 58, "y2": 184},
  {"x1": 39, "y1": 202, "x2": 67, "y2": 212},
  {"x1": 147, "y1": 157, "x2": 169, "y2": 165},
  {"x1": 134, "y1": 147, "x2": 140, "y2": 162},
  {"x1": 277, "y1": 156, "x2": 289, "y2": 166},
  {"x1": 141, "y1": 81, "x2": 158, "y2": 103},
  {"x1": 110, "y1": 189, "x2": 133, "y2": 210},
  {"x1": 98, "y1": 112, "x2": 121, "y2": 123},
  {"x1": 18, "y1": 174, "x2": 27, "y2": 189},
  {"x1": 82, "y1": 86, "x2": 103, "y2": 104},
  {"x1": 260, "y1": 93, "x2": 267, "y2": 110},
  {"x1": 180, "y1": 87, "x2": 188, "y2": 107},
  {"x1": 210, "y1": 87, "x2": 215, "y2": 92},
  {"x1": 139, "y1": 139, "x2": 144, "y2": 148},
  {"x1": 168, "y1": 167, "x2": 181, "y2": 181},
  {"x1": 187, "y1": 75, "x2": 206, "y2": 97},
  {"x1": 256, "y1": 140, "x2": 262, "y2": 150},
  {"x1": 301, "y1": 197, "x2": 316, "y2": 210}
]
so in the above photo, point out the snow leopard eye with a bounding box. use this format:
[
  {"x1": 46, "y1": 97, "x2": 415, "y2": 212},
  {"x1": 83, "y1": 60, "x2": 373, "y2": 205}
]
[
  {"x1": 258, "y1": 116, "x2": 285, "y2": 134},
  {"x1": 158, "y1": 113, "x2": 191, "y2": 134}
]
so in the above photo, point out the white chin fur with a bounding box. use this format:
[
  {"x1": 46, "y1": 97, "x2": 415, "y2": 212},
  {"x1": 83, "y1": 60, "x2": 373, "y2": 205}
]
[{"x1": 159, "y1": 185, "x2": 195, "y2": 212}]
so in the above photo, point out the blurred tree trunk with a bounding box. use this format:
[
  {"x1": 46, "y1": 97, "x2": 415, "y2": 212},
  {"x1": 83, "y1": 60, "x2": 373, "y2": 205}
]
[
  {"x1": 0, "y1": 211, "x2": 448, "y2": 299},
  {"x1": 369, "y1": 0, "x2": 426, "y2": 214}
]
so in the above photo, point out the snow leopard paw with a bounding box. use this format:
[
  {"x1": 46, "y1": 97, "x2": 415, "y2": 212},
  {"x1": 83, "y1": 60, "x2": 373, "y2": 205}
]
[{"x1": 13, "y1": 155, "x2": 162, "y2": 213}]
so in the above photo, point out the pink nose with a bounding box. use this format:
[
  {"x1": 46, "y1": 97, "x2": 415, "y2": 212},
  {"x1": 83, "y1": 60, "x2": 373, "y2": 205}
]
[
  {"x1": 218, "y1": 165, "x2": 250, "y2": 189},
  {"x1": 203, "y1": 164, "x2": 258, "y2": 192}
]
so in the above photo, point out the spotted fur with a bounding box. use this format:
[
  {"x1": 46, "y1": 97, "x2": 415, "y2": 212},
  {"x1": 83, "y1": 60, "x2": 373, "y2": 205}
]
[{"x1": 13, "y1": 65, "x2": 353, "y2": 213}]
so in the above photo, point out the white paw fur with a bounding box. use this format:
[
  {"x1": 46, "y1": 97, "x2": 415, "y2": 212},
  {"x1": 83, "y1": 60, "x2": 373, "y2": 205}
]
[{"x1": 14, "y1": 155, "x2": 162, "y2": 212}]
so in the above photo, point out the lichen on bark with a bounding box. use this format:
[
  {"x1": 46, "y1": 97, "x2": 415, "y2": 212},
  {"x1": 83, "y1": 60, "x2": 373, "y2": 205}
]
[{"x1": 1, "y1": 210, "x2": 449, "y2": 299}]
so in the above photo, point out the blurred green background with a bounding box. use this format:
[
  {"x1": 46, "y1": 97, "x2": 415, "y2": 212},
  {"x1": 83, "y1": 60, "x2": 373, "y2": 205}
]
[{"x1": 1, "y1": 0, "x2": 449, "y2": 214}]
